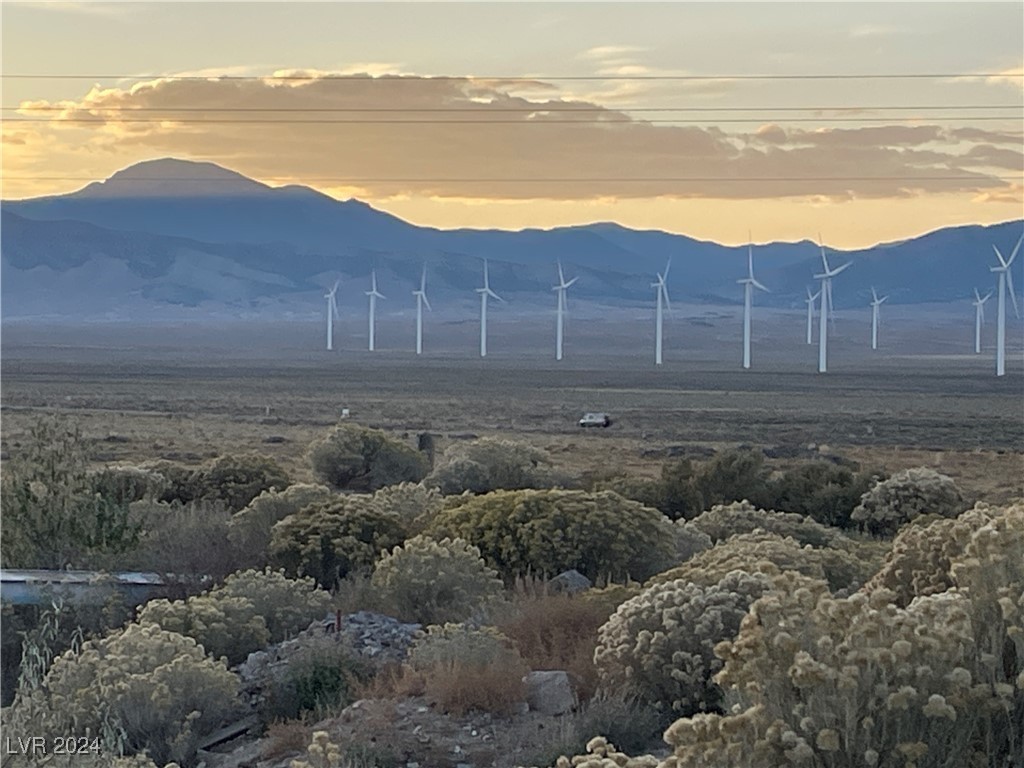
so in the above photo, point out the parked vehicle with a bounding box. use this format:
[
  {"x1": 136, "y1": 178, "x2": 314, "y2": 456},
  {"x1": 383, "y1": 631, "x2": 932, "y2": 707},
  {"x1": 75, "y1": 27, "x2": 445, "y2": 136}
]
[{"x1": 579, "y1": 412, "x2": 612, "y2": 428}]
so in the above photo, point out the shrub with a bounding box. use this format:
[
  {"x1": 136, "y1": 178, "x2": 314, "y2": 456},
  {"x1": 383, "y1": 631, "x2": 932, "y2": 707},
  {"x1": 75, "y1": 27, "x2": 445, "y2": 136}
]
[
  {"x1": 370, "y1": 481, "x2": 444, "y2": 532},
  {"x1": 672, "y1": 520, "x2": 714, "y2": 563},
  {"x1": 594, "y1": 571, "x2": 770, "y2": 716},
  {"x1": 139, "y1": 569, "x2": 331, "y2": 665},
  {"x1": 213, "y1": 568, "x2": 332, "y2": 641},
  {"x1": 424, "y1": 437, "x2": 557, "y2": 495},
  {"x1": 593, "y1": 475, "x2": 664, "y2": 512},
  {"x1": 659, "y1": 458, "x2": 707, "y2": 521},
  {"x1": 694, "y1": 448, "x2": 772, "y2": 509},
  {"x1": 767, "y1": 461, "x2": 879, "y2": 528},
  {"x1": 196, "y1": 453, "x2": 291, "y2": 511},
  {"x1": 308, "y1": 423, "x2": 428, "y2": 491},
  {"x1": 269, "y1": 497, "x2": 408, "y2": 588},
  {"x1": 666, "y1": 502, "x2": 1024, "y2": 768},
  {"x1": 529, "y1": 736, "x2": 660, "y2": 768},
  {"x1": 406, "y1": 623, "x2": 527, "y2": 715},
  {"x1": 262, "y1": 636, "x2": 371, "y2": 722},
  {"x1": 122, "y1": 499, "x2": 246, "y2": 581},
  {"x1": 371, "y1": 535, "x2": 503, "y2": 625},
  {"x1": 229, "y1": 484, "x2": 335, "y2": 564},
  {"x1": 686, "y1": 500, "x2": 849, "y2": 549},
  {"x1": 36, "y1": 623, "x2": 240, "y2": 766},
  {"x1": 428, "y1": 489, "x2": 678, "y2": 582},
  {"x1": 648, "y1": 531, "x2": 827, "y2": 588},
  {"x1": 851, "y1": 466, "x2": 967, "y2": 536},
  {"x1": 138, "y1": 594, "x2": 269, "y2": 666},
  {"x1": 89, "y1": 465, "x2": 168, "y2": 506},
  {"x1": 1, "y1": 415, "x2": 140, "y2": 568}
]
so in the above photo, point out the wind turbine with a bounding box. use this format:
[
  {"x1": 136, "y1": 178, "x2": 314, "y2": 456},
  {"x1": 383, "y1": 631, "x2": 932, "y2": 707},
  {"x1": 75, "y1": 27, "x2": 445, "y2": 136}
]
[
  {"x1": 805, "y1": 287, "x2": 821, "y2": 345},
  {"x1": 869, "y1": 287, "x2": 888, "y2": 351},
  {"x1": 365, "y1": 270, "x2": 385, "y2": 352},
  {"x1": 813, "y1": 239, "x2": 851, "y2": 373},
  {"x1": 991, "y1": 234, "x2": 1022, "y2": 376},
  {"x1": 412, "y1": 264, "x2": 432, "y2": 355},
  {"x1": 972, "y1": 288, "x2": 992, "y2": 354},
  {"x1": 738, "y1": 236, "x2": 769, "y2": 369},
  {"x1": 652, "y1": 259, "x2": 671, "y2": 366},
  {"x1": 324, "y1": 280, "x2": 340, "y2": 351},
  {"x1": 552, "y1": 261, "x2": 579, "y2": 361},
  {"x1": 476, "y1": 259, "x2": 503, "y2": 357}
]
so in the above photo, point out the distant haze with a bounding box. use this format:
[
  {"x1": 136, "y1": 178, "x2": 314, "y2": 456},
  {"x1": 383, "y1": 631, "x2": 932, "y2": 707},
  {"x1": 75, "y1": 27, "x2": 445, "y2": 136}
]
[{"x1": 2, "y1": 158, "x2": 1021, "y2": 324}]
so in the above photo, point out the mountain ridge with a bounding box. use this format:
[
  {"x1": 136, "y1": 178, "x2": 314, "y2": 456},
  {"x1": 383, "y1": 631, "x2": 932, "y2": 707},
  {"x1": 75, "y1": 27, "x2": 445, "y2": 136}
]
[{"x1": 2, "y1": 158, "x2": 1022, "y2": 322}]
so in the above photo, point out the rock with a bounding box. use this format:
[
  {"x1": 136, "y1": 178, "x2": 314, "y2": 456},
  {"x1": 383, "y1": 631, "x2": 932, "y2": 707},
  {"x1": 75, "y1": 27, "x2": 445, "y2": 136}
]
[
  {"x1": 523, "y1": 671, "x2": 576, "y2": 716},
  {"x1": 546, "y1": 569, "x2": 591, "y2": 595}
]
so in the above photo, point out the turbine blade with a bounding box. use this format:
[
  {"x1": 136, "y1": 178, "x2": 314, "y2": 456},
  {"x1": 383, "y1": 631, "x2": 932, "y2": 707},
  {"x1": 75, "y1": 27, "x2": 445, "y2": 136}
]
[
  {"x1": 993, "y1": 245, "x2": 1009, "y2": 269},
  {"x1": 1007, "y1": 232, "x2": 1023, "y2": 267},
  {"x1": 557, "y1": 260, "x2": 565, "y2": 284},
  {"x1": 1008, "y1": 270, "x2": 1020, "y2": 318},
  {"x1": 421, "y1": 264, "x2": 427, "y2": 292},
  {"x1": 423, "y1": 294, "x2": 432, "y2": 312},
  {"x1": 488, "y1": 288, "x2": 504, "y2": 302},
  {"x1": 566, "y1": 276, "x2": 578, "y2": 288},
  {"x1": 871, "y1": 287, "x2": 878, "y2": 302},
  {"x1": 831, "y1": 261, "x2": 852, "y2": 277},
  {"x1": 332, "y1": 295, "x2": 340, "y2": 320},
  {"x1": 663, "y1": 258, "x2": 671, "y2": 282},
  {"x1": 752, "y1": 279, "x2": 769, "y2": 292}
]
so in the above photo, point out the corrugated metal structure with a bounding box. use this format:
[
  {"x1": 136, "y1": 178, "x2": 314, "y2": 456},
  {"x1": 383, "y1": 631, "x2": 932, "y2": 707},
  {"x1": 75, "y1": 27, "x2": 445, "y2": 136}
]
[{"x1": 0, "y1": 569, "x2": 167, "y2": 606}]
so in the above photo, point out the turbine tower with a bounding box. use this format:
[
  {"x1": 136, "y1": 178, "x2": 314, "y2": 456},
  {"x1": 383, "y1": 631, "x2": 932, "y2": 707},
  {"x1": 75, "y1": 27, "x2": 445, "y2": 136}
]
[
  {"x1": 813, "y1": 239, "x2": 851, "y2": 373},
  {"x1": 365, "y1": 270, "x2": 385, "y2": 352},
  {"x1": 869, "y1": 287, "x2": 888, "y2": 351},
  {"x1": 412, "y1": 264, "x2": 432, "y2": 355},
  {"x1": 972, "y1": 288, "x2": 992, "y2": 354},
  {"x1": 652, "y1": 259, "x2": 671, "y2": 366},
  {"x1": 991, "y1": 234, "x2": 1022, "y2": 376},
  {"x1": 324, "y1": 280, "x2": 340, "y2": 351},
  {"x1": 552, "y1": 261, "x2": 578, "y2": 361},
  {"x1": 805, "y1": 287, "x2": 821, "y2": 345},
  {"x1": 738, "y1": 237, "x2": 768, "y2": 369},
  {"x1": 476, "y1": 259, "x2": 503, "y2": 357}
]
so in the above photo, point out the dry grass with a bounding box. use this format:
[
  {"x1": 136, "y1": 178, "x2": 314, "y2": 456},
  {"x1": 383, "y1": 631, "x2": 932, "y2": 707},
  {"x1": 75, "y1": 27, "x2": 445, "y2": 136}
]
[
  {"x1": 423, "y1": 657, "x2": 528, "y2": 717},
  {"x1": 261, "y1": 719, "x2": 309, "y2": 761},
  {"x1": 496, "y1": 589, "x2": 615, "y2": 702}
]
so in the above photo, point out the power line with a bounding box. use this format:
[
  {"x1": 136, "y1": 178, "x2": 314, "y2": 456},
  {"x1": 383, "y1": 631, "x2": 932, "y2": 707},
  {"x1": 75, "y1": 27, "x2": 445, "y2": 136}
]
[
  {"x1": 4, "y1": 104, "x2": 1020, "y2": 113},
  {"x1": 2, "y1": 72, "x2": 1022, "y2": 81},
  {"x1": 5, "y1": 175, "x2": 1019, "y2": 183},
  {"x1": 4, "y1": 116, "x2": 1019, "y2": 125}
]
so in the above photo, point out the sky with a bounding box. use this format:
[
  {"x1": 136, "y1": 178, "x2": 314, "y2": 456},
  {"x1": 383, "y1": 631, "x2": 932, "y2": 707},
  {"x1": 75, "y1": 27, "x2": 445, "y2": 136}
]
[{"x1": 1, "y1": 1, "x2": 1022, "y2": 248}]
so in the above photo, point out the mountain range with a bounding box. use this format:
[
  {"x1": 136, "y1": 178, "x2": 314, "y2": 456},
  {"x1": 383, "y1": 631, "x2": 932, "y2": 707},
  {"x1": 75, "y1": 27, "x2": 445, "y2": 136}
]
[{"x1": 2, "y1": 158, "x2": 1021, "y2": 322}]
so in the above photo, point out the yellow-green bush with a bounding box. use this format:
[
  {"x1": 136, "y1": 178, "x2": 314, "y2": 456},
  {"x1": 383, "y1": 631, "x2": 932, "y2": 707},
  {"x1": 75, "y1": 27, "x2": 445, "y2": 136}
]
[
  {"x1": 851, "y1": 466, "x2": 967, "y2": 536},
  {"x1": 229, "y1": 484, "x2": 335, "y2": 564},
  {"x1": 308, "y1": 423, "x2": 428, "y2": 491},
  {"x1": 863, "y1": 502, "x2": 1002, "y2": 607},
  {"x1": 424, "y1": 437, "x2": 558, "y2": 495},
  {"x1": 269, "y1": 496, "x2": 408, "y2": 588},
  {"x1": 138, "y1": 594, "x2": 269, "y2": 666},
  {"x1": 371, "y1": 535, "x2": 503, "y2": 624},
  {"x1": 664, "y1": 503, "x2": 1023, "y2": 766},
  {"x1": 370, "y1": 481, "x2": 444, "y2": 532},
  {"x1": 522, "y1": 736, "x2": 659, "y2": 768},
  {"x1": 686, "y1": 500, "x2": 849, "y2": 549},
  {"x1": 139, "y1": 569, "x2": 331, "y2": 664},
  {"x1": 593, "y1": 571, "x2": 770, "y2": 716},
  {"x1": 214, "y1": 568, "x2": 332, "y2": 640},
  {"x1": 427, "y1": 489, "x2": 678, "y2": 582},
  {"x1": 35, "y1": 623, "x2": 239, "y2": 766},
  {"x1": 90, "y1": 465, "x2": 169, "y2": 505},
  {"x1": 648, "y1": 530, "x2": 877, "y2": 594}
]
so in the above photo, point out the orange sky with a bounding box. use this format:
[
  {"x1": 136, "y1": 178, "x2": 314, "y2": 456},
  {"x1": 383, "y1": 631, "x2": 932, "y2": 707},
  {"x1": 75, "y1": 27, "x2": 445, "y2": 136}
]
[{"x1": 2, "y1": 2, "x2": 1022, "y2": 248}]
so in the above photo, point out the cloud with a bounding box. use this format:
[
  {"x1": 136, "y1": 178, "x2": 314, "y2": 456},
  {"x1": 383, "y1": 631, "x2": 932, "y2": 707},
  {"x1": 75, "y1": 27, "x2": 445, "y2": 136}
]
[
  {"x1": 849, "y1": 24, "x2": 899, "y2": 38},
  {"x1": 6, "y1": 71, "x2": 1016, "y2": 203},
  {"x1": 972, "y1": 184, "x2": 1023, "y2": 204},
  {"x1": 578, "y1": 45, "x2": 648, "y2": 61}
]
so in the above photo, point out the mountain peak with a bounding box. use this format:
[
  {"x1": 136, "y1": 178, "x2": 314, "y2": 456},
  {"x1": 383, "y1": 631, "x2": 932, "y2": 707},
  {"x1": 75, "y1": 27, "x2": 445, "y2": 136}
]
[{"x1": 72, "y1": 157, "x2": 272, "y2": 199}]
